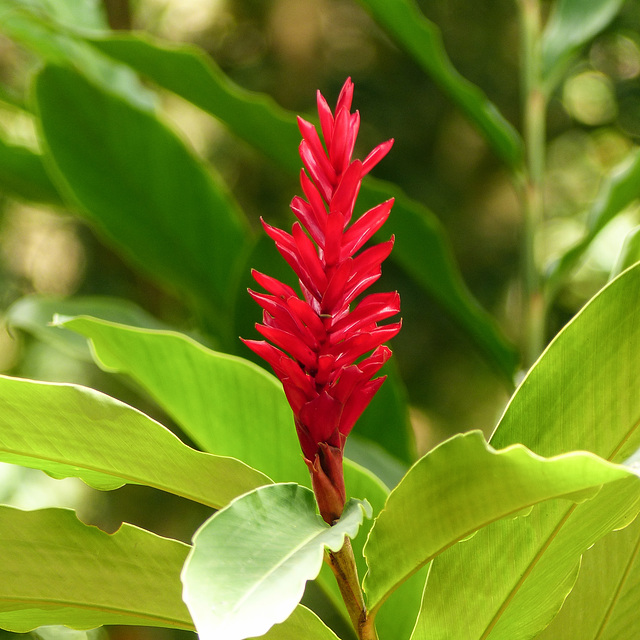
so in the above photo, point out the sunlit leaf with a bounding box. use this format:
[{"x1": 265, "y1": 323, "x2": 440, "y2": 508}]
[
  {"x1": 181, "y1": 483, "x2": 371, "y2": 640},
  {"x1": 0, "y1": 506, "x2": 193, "y2": 632},
  {"x1": 363, "y1": 430, "x2": 638, "y2": 615},
  {"x1": 0, "y1": 374, "x2": 269, "y2": 507},
  {"x1": 610, "y1": 225, "x2": 640, "y2": 280},
  {"x1": 411, "y1": 263, "x2": 640, "y2": 639}
]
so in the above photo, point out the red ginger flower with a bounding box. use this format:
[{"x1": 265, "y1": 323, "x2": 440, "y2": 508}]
[{"x1": 242, "y1": 78, "x2": 400, "y2": 523}]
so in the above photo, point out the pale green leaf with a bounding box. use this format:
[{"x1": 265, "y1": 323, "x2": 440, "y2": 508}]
[
  {"x1": 542, "y1": 0, "x2": 625, "y2": 91},
  {"x1": 181, "y1": 483, "x2": 371, "y2": 640},
  {"x1": 0, "y1": 505, "x2": 193, "y2": 632},
  {"x1": 363, "y1": 430, "x2": 638, "y2": 615},
  {"x1": 0, "y1": 373, "x2": 269, "y2": 507},
  {"x1": 536, "y1": 514, "x2": 640, "y2": 640},
  {"x1": 412, "y1": 263, "x2": 640, "y2": 639}
]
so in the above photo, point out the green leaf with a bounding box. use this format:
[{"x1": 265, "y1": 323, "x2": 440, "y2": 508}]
[
  {"x1": 355, "y1": 0, "x2": 523, "y2": 167},
  {"x1": 0, "y1": 505, "x2": 193, "y2": 632},
  {"x1": 33, "y1": 63, "x2": 250, "y2": 319},
  {"x1": 58, "y1": 315, "x2": 311, "y2": 488},
  {"x1": 0, "y1": 373, "x2": 269, "y2": 507},
  {"x1": 549, "y1": 149, "x2": 640, "y2": 294},
  {"x1": 6, "y1": 295, "x2": 171, "y2": 360},
  {"x1": 535, "y1": 514, "x2": 640, "y2": 640},
  {"x1": 542, "y1": 0, "x2": 625, "y2": 91},
  {"x1": 0, "y1": 135, "x2": 64, "y2": 205},
  {"x1": 362, "y1": 430, "x2": 638, "y2": 615},
  {"x1": 181, "y1": 483, "x2": 371, "y2": 640},
  {"x1": 411, "y1": 263, "x2": 640, "y2": 639},
  {"x1": 83, "y1": 33, "x2": 518, "y2": 381}
]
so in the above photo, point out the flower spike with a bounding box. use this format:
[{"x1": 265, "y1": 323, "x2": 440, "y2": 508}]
[{"x1": 242, "y1": 78, "x2": 400, "y2": 523}]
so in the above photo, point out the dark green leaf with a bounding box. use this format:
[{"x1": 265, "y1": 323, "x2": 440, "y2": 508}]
[
  {"x1": 34, "y1": 64, "x2": 250, "y2": 321},
  {"x1": 356, "y1": 0, "x2": 523, "y2": 167}
]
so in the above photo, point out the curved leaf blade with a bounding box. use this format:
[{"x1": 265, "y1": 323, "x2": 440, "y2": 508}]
[
  {"x1": 0, "y1": 506, "x2": 193, "y2": 632},
  {"x1": 0, "y1": 374, "x2": 269, "y2": 507},
  {"x1": 355, "y1": 0, "x2": 523, "y2": 167},
  {"x1": 33, "y1": 63, "x2": 250, "y2": 316},
  {"x1": 363, "y1": 430, "x2": 638, "y2": 614},
  {"x1": 181, "y1": 483, "x2": 371, "y2": 640},
  {"x1": 412, "y1": 263, "x2": 640, "y2": 638}
]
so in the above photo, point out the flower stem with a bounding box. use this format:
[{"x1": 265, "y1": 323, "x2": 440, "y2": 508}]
[
  {"x1": 326, "y1": 538, "x2": 378, "y2": 640},
  {"x1": 518, "y1": 0, "x2": 548, "y2": 367}
]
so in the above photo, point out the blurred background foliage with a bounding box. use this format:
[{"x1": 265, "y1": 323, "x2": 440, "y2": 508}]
[{"x1": 1, "y1": 0, "x2": 640, "y2": 638}]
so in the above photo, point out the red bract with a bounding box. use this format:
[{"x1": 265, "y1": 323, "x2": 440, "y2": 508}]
[{"x1": 242, "y1": 78, "x2": 400, "y2": 523}]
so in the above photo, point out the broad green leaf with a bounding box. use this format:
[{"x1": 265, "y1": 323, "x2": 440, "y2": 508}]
[
  {"x1": 412, "y1": 480, "x2": 640, "y2": 640},
  {"x1": 414, "y1": 263, "x2": 640, "y2": 639},
  {"x1": 181, "y1": 483, "x2": 371, "y2": 640},
  {"x1": 0, "y1": 373, "x2": 269, "y2": 507},
  {"x1": 355, "y1": 0, "x2": 523, "y2": 167},
  {"x1": 536, "y1": 514, "x2": 640, "y2": 640},
  {"x1": 0, "y1": 505, "x2": 194, "y2": 632},
  {"x1": 0, "y1": 135, "x2": 64, "y2": 205},
  {"x1": 362, "y1": 430, "x2": 638, "y2": 615},
  {"x1": 34, "y1": 64, "x2": 250, "y2": 321},
  {"x1": 6, "y1": 295, "x2": 170, "y2": 360},
  {"x1": 542, "y1": 0, "x2": 625, "y2": 91},
  {"x1": 549, "y1": 148, "x2": 640, "y2": 294},
  {"x1": 59, "y1": 315, "x2": 311, "y2": 488},
  {"x1": 610, "y1": 225, "x2": 640, "y2": 279},
  {"x1": 83, "y1": 33, "x2": 518, "y2": 381}
]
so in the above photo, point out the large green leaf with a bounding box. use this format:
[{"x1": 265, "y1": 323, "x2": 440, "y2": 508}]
[
  {"x1": 410, "y1": 263, "x2": 640, "y2": 639},
  {"x1": 549, "y1": 148, "x2": 640, "y2": 295},
  {"x1": 0, "y1": 373, "x2": 269, "y2": 507},
  {"x1": 58, "y1": 315, "x2": 311, "y2": 488},
  {"x1": 82, "y1": 33, "x2": 518, "y2": 381},
  {"x1": 0, "y1": 135, "x2": 64, "y2": 205},
  {"x1": 362, "y1": 430, "x2": 638, "y2": 616},
  {"x1": 182, "y1": 483, "x2": 370, "y2": 640},
  {"x1": 535, "y1": 514, "x2": 640, "y2": 640},
  {"x1": 33, "y1": 63, "x2": 250, "y2": 322},
  {"x1": 261, "y1": 605, "x2": 341, "y2": 640},
  {"x1": 542, "y1": 0, "x2": 625, "y2": 91},
  {"x1": 355, "y1": 0, "x2": 523, "y2": 167},
  {"x1": 58, "y1": 315, "x2": 395, "y2": 623},
  {"x1": 0, "y1": 506, "x2": 194, "y2": 632}
]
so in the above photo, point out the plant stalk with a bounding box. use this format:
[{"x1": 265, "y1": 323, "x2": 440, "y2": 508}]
[
  {"x1": 326, "y1": 538, "x2": 378, "y2": 640},
  {"x1": 518, "y1": 0, "x2": 548, "y2": 367}
]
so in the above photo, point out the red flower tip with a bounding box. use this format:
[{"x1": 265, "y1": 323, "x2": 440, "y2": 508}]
[{"x1": 242, "y1": 78, "x2": 400, "y2": 522}]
